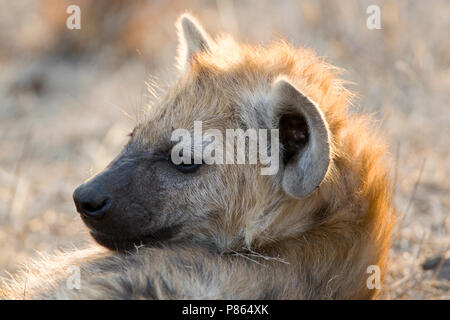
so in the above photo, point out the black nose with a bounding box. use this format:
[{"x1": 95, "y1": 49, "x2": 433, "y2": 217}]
[{"x1": 73, "y1": 185, "x2": 112, "y2": 220}]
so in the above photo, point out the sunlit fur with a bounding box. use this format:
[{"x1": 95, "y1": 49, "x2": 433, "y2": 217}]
[{"x1": 1, "y1": 14, "x2": 395, "y2": 300}]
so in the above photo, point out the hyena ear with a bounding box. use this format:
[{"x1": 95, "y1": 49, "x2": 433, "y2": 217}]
[
  {"x1": 271, "y1": 77, "x2": 331, "y2": 198},
  {"x1": 175, "y1": 13, "x2": 212, "y2": 70}
]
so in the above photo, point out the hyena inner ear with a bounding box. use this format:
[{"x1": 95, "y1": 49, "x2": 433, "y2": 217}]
[
  {"x1": 271, "y1": 77, "x2": 331, "y2": 198},
  {"x1": 176, "y1": 13, "x2": 212, "y2": 70}
]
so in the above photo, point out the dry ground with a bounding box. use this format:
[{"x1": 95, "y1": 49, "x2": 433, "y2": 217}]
[{"x1": 0, "y1": 0, "x2": 448, "y2": 299}]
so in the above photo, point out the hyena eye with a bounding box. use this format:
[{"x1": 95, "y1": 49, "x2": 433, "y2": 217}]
[
  {"x1": 175, "y1": 162, "x2": 202, "y2": 174},
  {"x1": 169, "y1": 152, "x2": 203, "y2": 174}
]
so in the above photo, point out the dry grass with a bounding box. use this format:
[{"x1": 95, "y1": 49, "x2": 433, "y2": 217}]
[{"x1": 0, "y1": 0, "x2": 448, "y2": 299}]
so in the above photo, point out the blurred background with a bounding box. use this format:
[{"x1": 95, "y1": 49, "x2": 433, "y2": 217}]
[{"x1": 0, "y1": 0, "x2": 448, "y2": 299}]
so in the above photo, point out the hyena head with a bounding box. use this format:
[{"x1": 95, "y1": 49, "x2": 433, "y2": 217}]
[{"x1": 73, "y1": 14, "x2": 335, "y2": 252}]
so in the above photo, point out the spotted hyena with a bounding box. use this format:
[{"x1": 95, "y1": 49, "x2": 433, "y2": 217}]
[{"x1": 1, "y1": 14, "x2": 395, "y2": 299}]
